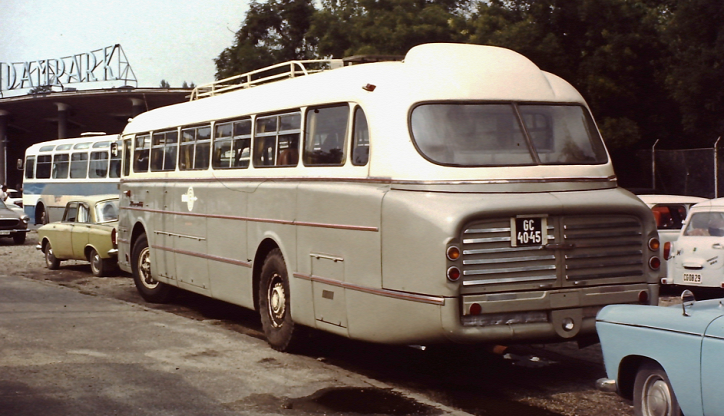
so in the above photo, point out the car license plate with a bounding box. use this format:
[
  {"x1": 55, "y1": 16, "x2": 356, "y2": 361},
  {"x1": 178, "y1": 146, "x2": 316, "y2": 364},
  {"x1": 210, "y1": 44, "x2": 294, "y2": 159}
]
[
  {"x1": 0, "y1": 230, "x2": 9, "y2": 236},
  {"x1": 511, "y1": 217, "x2": 546, "y2": 247},
  {"x1": 683, "y1": 273, "x2": 702, "y2": 284}
]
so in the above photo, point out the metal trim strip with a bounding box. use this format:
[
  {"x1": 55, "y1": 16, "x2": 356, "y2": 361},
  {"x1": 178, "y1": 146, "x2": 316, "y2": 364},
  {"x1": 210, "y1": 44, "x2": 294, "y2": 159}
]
[
  {"x1": 152, "y1": 244, "x2": 252, "y2": 268},
  {"x1": 293, "y1": 272, "x2": 446, "y2": 306}
]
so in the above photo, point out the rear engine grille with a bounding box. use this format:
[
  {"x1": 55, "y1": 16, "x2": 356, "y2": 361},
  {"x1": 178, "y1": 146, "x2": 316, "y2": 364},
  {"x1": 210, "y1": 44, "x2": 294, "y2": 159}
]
[{"x1": 461, "y1": 215, "x2": 644, "y2": 289}]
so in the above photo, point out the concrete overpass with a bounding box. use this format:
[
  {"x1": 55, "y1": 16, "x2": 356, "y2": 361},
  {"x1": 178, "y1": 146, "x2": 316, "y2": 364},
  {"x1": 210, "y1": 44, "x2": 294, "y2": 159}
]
[{"x1": 0, "y1": 87, "x2": 189, "y2": 190}]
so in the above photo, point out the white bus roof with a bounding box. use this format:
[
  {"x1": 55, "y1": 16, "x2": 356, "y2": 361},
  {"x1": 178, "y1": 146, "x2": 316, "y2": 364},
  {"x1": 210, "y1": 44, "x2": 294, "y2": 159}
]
[{"x1": 122, "y1": 43, "x2": 614, "y2": 183}]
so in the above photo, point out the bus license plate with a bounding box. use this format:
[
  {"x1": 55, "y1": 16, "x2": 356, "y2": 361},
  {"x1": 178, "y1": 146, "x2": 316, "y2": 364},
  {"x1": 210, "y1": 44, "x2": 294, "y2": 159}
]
[
  {"x1": 683, "y1": 273, "x2": 702, "y2": 284},
  {"x1": 511, "y1": 217, "x2": 545, "y2": 247}
]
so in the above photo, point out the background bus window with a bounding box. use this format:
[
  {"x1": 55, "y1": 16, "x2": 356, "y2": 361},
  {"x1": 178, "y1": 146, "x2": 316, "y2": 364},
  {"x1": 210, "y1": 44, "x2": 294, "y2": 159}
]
[
  {"x1": 24, "y1": 156, "x2": 35, "y2": 179},
  {"x1": 304, "y1": 105, "x2": 348, "y2": 166},
  {"x1": 352, "y1": 107, "x2": 369, "y2": 166},
  {"x1": 89, "y1": 151, "x2": 109, "y2": 178},
  {"x1": 52, "y1": 154, "x2": 70, "y2": 179},
  {"x1": 36, "y1": 155, "x2": 52, "y2": 179},
  {"x1": 110, "y1": 147, "x2": 122, "y2": 178},
  {"x1": 70, "y1": 152, "x2": 89, "y2": 178},
  {"x1": 254, "y1": 113, "x2": 300, "y2": 167},
  {"x1": 134, "y1": 134, "x2": 151, "y2": 172}
]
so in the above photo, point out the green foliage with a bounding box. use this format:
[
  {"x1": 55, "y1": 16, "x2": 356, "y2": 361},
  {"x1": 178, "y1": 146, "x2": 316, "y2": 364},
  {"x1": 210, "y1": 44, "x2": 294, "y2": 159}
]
[{"x1": 159, "y1": 79, "x2": 171, "y2": 88}]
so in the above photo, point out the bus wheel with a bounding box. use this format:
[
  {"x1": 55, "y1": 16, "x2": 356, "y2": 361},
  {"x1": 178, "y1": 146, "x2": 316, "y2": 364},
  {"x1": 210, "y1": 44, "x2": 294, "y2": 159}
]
[
  {"x1": 132, "y1": 234, "x2": 174, "y2": 303},
  {"x1": 44, "y1": 242, "x2": 60, "y2": 270},
  {"x1": 89, "y1": 248, "x2": 112, "y2": 277},
  {"x1": 259, "y1": 248, "x2": 304, "y2": 352}
]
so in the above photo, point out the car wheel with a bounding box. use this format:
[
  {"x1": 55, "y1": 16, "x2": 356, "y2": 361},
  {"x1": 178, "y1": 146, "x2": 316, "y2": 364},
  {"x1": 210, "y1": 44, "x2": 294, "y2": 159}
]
[
  {"x1": 12, "y1": 232, "x2": 25, "y2": 245},
  {"x1": 633, "y1": 361, "x2": 683, "y2": 416},
  {"x1": 258, "y1": 248, "x2": 305, "y2": 352},
  {"x1": 89, "y1": 248, "x2": 112, "y2": 277},
  {"x1": 44, "y1": 242, "x2": 61, "y2": 270},
  {"x1": 131, "y1": 234, "x2": 174, "y2": 303}
]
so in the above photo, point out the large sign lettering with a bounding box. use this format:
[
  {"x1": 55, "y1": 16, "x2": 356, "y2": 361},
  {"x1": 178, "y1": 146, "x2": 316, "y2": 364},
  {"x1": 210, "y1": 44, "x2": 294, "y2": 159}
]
[{"x1": 0, "y1": 44, "x2": 137, "y2": 91}]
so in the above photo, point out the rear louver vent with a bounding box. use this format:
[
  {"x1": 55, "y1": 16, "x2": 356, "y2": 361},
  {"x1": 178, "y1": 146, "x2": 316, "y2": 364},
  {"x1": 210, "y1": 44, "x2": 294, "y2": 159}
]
[
  {"x1": 562, "y1": 216, "x2": 643, "y2": 280},
  {"x1": 461, "y1": 219, "x2": 557, "y2": 288},
  {"x1": 461, "y1": 215, "x2": 644, "y2": 289}
]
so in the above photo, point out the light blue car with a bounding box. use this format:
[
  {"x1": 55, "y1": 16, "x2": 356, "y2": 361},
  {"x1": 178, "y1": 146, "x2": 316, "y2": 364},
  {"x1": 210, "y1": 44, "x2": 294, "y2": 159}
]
[{"x1": 596, "y1": 291, "x2": 724, "y2": 416}]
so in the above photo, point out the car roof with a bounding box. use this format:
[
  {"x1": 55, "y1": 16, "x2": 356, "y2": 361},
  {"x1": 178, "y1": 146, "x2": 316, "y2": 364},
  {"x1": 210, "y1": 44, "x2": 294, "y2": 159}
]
[
  {"x1": 637, "y1": 194, "x2": 708, "y2": 206},
  {"x1": 64, "y1": 195, "x2": 119, "y2": 207},
  {"x1": 687, "y1": 197, "x2": 724, "y2": 212}
]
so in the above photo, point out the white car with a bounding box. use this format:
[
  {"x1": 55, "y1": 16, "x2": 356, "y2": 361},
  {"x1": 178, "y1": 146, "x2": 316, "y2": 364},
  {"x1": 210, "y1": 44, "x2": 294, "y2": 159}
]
[
  {"x1": 666, "y1": 198, "x2": 724, "y2": 288},
  {"x1": 4, "y1": 188, "x2": 23, "y2": 208},
  {"x1": 638, "y1": 194, "x2": 707, "y2": 278}
]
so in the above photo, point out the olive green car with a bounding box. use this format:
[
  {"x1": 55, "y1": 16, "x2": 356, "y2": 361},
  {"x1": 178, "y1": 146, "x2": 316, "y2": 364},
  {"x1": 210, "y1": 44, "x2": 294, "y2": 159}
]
[{"x1": 37, "y1": 197, "x2": 119, "y2": 276}]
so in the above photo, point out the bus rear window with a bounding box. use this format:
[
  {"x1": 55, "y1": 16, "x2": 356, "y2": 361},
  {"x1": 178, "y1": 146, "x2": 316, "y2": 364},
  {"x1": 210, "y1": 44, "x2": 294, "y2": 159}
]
[{"x1": 410, "y1": 103, "x2": 607, "y2": 166}]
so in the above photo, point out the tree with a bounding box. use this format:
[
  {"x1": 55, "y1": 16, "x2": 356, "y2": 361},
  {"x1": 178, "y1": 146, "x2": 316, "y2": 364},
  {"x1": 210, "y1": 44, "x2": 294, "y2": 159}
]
[
  {"x1": 661, "y1": 0, "x2": 724, "y2": 147},
  {"x1": 308, "y1": 0, "x2": 470, "y2": 58},
  {"x1": 215, "y1": 0, "x2": 317, "y2": 79},
  {"x1": 159, "y1": 80, "x2": 171, "y2": 88}
]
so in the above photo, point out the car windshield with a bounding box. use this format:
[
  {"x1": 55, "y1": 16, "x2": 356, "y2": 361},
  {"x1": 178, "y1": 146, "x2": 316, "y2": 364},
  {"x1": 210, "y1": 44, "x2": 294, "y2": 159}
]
[
  {"x1": 94, "y1": 200, "x2": 119, "y2": 222},
  {"x1": 684, "y1": 212, "x2": 724, "y2": 236},
  {"x1": 410, "y1": 103, "x2": 608, "y2": 166}
]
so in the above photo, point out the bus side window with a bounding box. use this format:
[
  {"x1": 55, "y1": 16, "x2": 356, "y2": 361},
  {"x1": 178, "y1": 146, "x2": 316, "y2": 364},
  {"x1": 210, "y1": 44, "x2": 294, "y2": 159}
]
[
  {"x1": 180, "y1": 126, "x2": 210, "y2": 170},
  {"x1": 89, "y1": 151, "x2": 109, "y2": 178},
  {"x1": 52, "y1": 154, "x2": 70, "y2": 179},
  {"x1": 352, "y1": 107, "x2": 369, "y2": 166},
  {"x1": 70, "y1": 152, "x2": 89, "y2": 179},
  {"x1": 122, "y1": 138, "x2": 132, "y2": 177},
  {"x1": 303, "y1": 105, "x2": 348, "y2": 166},
  {"x1": 254, "y1": 113, "x2": 301, "y2": 167},
  {"x1": 36, "y1": 155, "x2": 52, "y2": 179},
  {"x1": 25, "y1": 156, "x2": 36, "y2": 179},
  {"x1": 134, "y1": 134, "x2": 151, "y2": 173}
]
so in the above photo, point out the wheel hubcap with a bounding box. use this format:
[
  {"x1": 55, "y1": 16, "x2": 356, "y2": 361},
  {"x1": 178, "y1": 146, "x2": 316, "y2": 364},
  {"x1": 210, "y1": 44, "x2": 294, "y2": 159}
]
[
  {"x1": 268, "y1": 273, "x2": 286, "y2": 328},
  {"x1": 138, "y1": 247, "x2": 156, "y2": 288},
  {"x1": 642, "y1": 375, "x2": 673, "y2": 416}
]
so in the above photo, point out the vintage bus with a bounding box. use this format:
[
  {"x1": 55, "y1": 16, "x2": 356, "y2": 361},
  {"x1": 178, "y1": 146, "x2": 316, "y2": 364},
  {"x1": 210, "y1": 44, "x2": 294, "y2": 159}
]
[
  {"x1": 117, "y1": 43, "x2": 661, "y2": 352},
  {"x1": 22, "y1": 133, "x2": 121, "y2": 224}
]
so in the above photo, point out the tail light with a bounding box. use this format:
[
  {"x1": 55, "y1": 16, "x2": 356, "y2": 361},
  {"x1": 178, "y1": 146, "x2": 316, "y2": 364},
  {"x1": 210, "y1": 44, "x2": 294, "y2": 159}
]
[
  {"x1": 447, "y1": 266, "x2": 461, "y2": 281},
  {"x1": 111, "y1": 228, "x2": 117, "y2": 247},
  {"x1": 649, "y1": 256, "x2": 661, "y2": 270},
  {"x1": 648, "y1": 238, "x2": 660, "y2": 251},
  {"x1": 663, "y1": 242, "x2": 671, "y2": 260}
]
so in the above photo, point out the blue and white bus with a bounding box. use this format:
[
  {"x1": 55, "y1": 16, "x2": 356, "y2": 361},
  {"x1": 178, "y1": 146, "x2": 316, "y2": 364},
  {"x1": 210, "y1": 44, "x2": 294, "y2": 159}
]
[{"x1": 22, "y1": 133, "x2": 121, "y2": 224}]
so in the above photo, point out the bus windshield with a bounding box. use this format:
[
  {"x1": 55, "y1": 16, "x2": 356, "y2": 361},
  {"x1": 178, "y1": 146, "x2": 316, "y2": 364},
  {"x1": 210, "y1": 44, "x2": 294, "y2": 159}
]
[{"x1": 410, "y1": 103, "x2": 608, "y2": 166}]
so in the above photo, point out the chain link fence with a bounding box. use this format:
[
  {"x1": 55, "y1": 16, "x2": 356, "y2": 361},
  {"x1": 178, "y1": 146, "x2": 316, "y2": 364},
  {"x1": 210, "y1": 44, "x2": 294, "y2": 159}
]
[{"x1": 631, "y1": 145, "x2": 723, "y2": 199}]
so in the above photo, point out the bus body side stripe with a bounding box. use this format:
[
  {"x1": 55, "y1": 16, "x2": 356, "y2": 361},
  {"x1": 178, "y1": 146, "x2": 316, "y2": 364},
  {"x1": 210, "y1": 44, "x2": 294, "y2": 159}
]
[{"x1": 124, "y1": 206, "x2": 379, "y2": 232}]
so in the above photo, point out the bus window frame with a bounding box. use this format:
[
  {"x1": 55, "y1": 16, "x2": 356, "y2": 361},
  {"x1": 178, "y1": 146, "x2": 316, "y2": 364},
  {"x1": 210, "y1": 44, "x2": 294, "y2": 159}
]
[
  {"x1": 303, "y1": 103, "x2": 349, "y2": 167},
  {"x1": 253, "y1": 111, "x2": 301, "y2": 168}
]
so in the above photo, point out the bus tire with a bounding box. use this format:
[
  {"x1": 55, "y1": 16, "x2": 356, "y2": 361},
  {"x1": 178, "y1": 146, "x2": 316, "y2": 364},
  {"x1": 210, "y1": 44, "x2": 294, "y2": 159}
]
[
  {"x1": 259, "y1": 248, "x2": 304, "y2": 352},
  {"x1": 132, "y1": 234, "x2": 174, "y2": 303},
  {"x1": 89, "y1": 248, "x2": 112, "y2": 277},
  {"x1": 39, "y1": 206, "x2": 49, "y2": 225},
  {"x1": 44, "y1": 241, "x2": 61, "y2": 270}
]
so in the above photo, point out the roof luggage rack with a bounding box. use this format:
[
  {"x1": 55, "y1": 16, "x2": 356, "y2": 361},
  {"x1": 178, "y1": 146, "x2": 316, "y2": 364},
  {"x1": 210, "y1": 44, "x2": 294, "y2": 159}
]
[
  {"x1": 190, "y1": 59, "x2": 344, "y2": 100},
  {"x1": 189, "y1": 55, "x2": 405, "y2": 101}
]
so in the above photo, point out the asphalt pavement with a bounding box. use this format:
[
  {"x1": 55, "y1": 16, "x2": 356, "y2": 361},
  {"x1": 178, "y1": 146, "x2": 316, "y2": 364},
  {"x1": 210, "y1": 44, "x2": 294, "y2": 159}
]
[{"x1": 0, "y1": 274, "x2": 467, "y2": 416}]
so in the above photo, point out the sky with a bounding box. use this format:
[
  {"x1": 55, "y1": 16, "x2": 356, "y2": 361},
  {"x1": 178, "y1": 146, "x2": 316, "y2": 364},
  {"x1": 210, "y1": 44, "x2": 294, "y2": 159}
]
[{"x1": 1, "y1": 0, "x2": 250, "y2": 94}]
